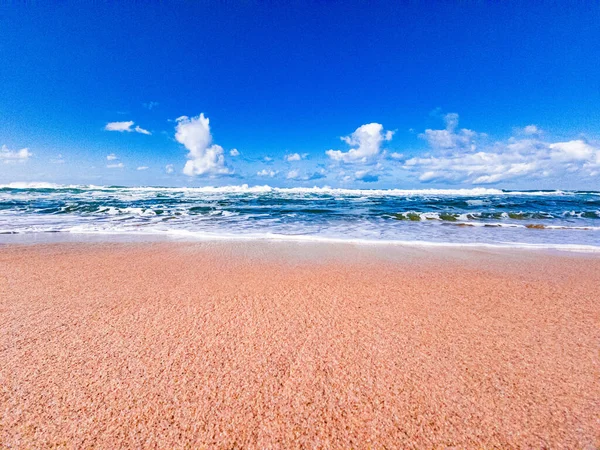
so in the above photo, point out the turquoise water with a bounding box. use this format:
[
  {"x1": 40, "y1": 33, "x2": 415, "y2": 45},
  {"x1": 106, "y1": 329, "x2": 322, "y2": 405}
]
[{"x1": 1, "y1": 183, "x2": 599, "y2": 249}]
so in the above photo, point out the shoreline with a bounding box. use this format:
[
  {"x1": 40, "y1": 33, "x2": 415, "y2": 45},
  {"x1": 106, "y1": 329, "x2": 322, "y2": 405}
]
[
  {"x1": 2, "y1": 242, "x2": 599, "y2": 447},
  {"x1": 1, "y1": 230, "x2": 600, "y2": 254}
]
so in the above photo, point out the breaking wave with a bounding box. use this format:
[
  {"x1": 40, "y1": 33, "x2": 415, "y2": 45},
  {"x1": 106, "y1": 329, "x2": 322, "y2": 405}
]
[{"x1": 1, "y1": 183, "x2": 599, "y2": 249}]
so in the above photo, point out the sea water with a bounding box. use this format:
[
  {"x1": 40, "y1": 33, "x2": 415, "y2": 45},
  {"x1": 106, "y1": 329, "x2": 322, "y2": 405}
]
[{"x1": 1, "y1": 183, "x2": 599, "y2": 250}]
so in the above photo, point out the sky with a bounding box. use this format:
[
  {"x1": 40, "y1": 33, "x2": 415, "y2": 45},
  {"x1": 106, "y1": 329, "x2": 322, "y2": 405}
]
[{"x1": 1, "y1": 2, "x2": 599, "y2": 189}]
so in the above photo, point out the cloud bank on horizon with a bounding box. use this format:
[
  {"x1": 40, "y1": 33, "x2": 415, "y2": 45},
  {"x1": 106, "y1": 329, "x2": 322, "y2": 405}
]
[
  {"x1": 403, "y1": 113, "x2": 600, "y2": 184},
  {"x1": 2, "y1": 111, "x2": 599, "y2": 188}
]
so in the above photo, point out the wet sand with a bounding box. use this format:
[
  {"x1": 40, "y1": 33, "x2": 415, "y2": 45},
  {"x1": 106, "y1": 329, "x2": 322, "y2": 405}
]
[{"x1": 1, "y1": 242, "x2": 599, "y2": 448}]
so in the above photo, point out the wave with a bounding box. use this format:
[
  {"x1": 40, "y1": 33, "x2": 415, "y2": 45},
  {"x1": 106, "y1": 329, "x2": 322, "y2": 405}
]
[
  {"x1": 0, "y1": 182, "x2": 81, "y2": 189},
  {"x1": 1, "y1": 182, "x2": 598, "y2": 197},
  {"x1": 390, "y1": 210, "x2": 600, "y2": 222},
  {"x1": 2, "y1": 183, "x2": 599, "y2": 249},
  {"x1": 443, "y1": 222, "x2": 600, "y2": 231},
  {"x1": 1, "y1": 227, "x2": 599, "y2": 252}
]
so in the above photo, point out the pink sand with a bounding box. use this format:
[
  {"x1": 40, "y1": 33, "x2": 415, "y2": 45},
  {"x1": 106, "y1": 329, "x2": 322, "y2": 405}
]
[{"x1": 1, "y1": 242, "x2": 599, "y2": 448}]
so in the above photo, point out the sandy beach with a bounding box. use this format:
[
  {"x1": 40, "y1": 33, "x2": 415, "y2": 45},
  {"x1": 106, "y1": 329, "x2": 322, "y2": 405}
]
[{"x1": 1, "y1": 241, "x2": 599, "y2": 448}]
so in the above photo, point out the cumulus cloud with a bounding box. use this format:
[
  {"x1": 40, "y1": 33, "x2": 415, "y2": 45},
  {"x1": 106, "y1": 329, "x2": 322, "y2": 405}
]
[
  {"x1": 257, "y1": 169, "x2": 278, "y2": 177},
  {"x1": 286, "y1": 169, "x2": 300, "y2": 179},
  {"x1": 403, "y1": 114, "x2": 600, "y2": 184},
  {"x1": 548, "y1": 140, "x2": 597, "y2": 161},
  {"x1": 137, "y1": 166, "x2": 149, "y2": 171},
  {"x1": 105, "y1": 121, "x2": 151, "y2": 135},
  {"x1": 229, "y1": 148, "x2": 240, "y2": 157},
  {"x1": 419, "y1": 113, "x2": 479, "y2": 152},
  {"x1": 326, "y1": 123, "x2": 393, "y2": 163},
  {"x1": 1, "y1": 145, "x2": 31, "y2": 163},
  {"x1": 285, "y1": 152, "x2": 308, "y2": 162},
  {"x1": 107, "y1": 162, "x2": 124, "y2": 169},
  {"x1": 175, "y1": 113, "x2": 232, "y2": 177},
  {"x1": 106, "y1": 153, "x2": 118, "y2": 161},
  {"x1": 286, "y1": 153, "x2": 301, "y2": 162},
  {"x1": 165, "y1": 164, "x2": 174, "y2": 174},
  {"x1": 390, "y1": 152, "x2": 403, "y2": 160}
]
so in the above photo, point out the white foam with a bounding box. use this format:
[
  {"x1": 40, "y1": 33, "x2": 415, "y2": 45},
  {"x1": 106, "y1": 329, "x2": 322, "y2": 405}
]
[
  {"x1": 466, "y1": 199, "x2": 489, "y2": 206},
  {"x1": 449, "y1": 222, "x2": 600, "y2": 230},
  {"x1": 0, "y1": 182, "x2": 72, "y2": 189},
  {"x1": 58, "y1": 228, "x2": 600, "y2": 253},
  {"x1": 3, "y1": 182, "x2": 596, "y2": 197},
  {"x1": 2, "y1": 183, "x2": 598, "y2": 251}
]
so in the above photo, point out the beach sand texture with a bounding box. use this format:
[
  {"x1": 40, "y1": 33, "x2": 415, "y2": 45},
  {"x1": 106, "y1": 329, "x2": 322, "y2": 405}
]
[{"x1": 1, "y1": 243, "x2": 599, "y2": 448}]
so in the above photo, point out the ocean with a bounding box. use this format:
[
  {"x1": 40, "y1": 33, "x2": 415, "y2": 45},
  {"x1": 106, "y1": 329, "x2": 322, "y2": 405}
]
[{"x1": 1, "y1": 183, "x2": 599, "y2": 250}]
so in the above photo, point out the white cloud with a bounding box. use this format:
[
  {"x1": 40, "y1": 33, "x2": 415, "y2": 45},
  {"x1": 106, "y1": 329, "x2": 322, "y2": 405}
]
[
  {"x1": 107, "y1": 162, "x2": 124, "y2": 169},
  {"x1": 390, "y1": 152, "x2": 403, "y2": 160},
  {"x1": 106, "y1": 153, "x2": 118, "y2": 161},
  {"x1": 285, "y1": 152, "x2": 308, "y2": 162},
  {"x1": 165, "y1": 164, "x2": 174, "y2": 174},
  {"x1": 134, "y1": 125, "x2": 151, "y2": 135},
  {"x1": 523, "y1": 124, "x2": 541, "y2": 135},
  {"x1": 286, "y1": 169, "x2": 300, "y2": 179},
  {"x1": 257, "y1": 169, "x2": 278, "y2": 177},
  {"x1": 403, "y1": 114, "x2": 600, "y2": 184},
  {"x1": 548, "y1": 140, "x2": 595, "y2": 161},
  {"x1": 229, "y1": 148, "x2": 240, "y2": 157},
  {"x1": 419, "y1": 113, "x2": 479, "y2": 152},
  {"x1": 264, "y1": 156, "x2": 273, "y2": 162},
  {"x1": 137, "y1": 166, "x2": 149, "y2": 171},
  {"x1": 105, "y1": 121, "x2": 151, "y2": 135},
  {"x1": 326, "y1": 123, "x2": 393, "y2": 163},
  {"x1": 105, "y1": 121, "x2": 134, "y2": 132},
  {"x1": 175, "y1": 113, "x2": 231, "y2": 176},
  {"x1": 0, "y1": 145, "x2": 31, "y2": 163}
]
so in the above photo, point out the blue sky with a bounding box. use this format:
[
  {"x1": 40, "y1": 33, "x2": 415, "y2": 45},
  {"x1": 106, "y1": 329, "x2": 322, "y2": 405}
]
[{"x1": 1, "y1": 2, "x2": 599, "y2": 188}]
